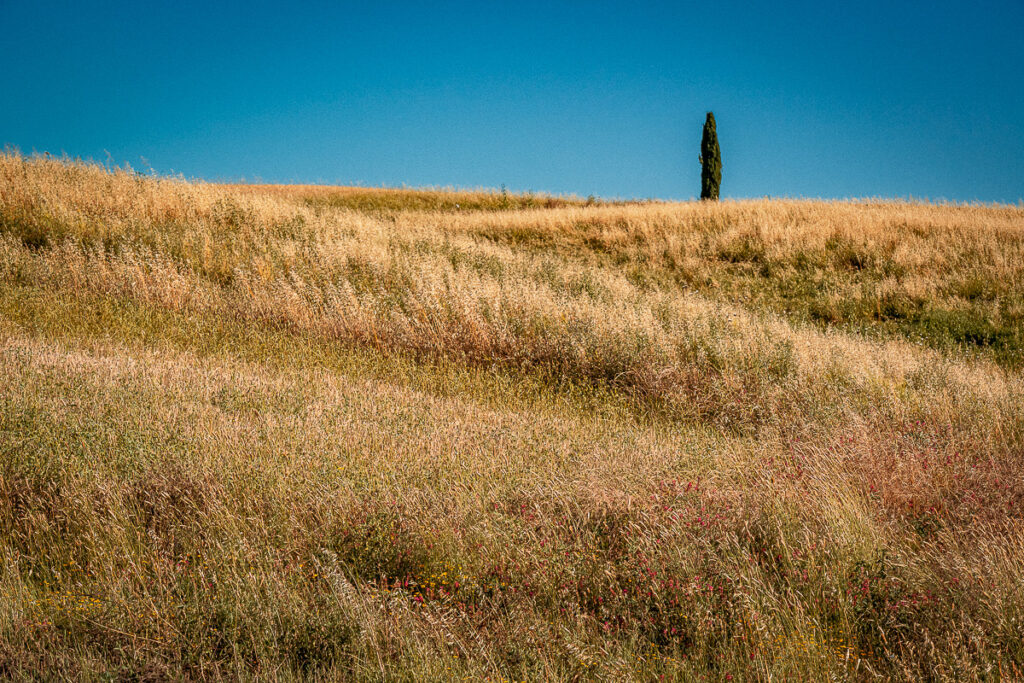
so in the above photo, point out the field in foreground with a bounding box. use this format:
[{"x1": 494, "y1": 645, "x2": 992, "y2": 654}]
[{"x1": 1, "y1": 153, "x2": 1023, "y2": 680}]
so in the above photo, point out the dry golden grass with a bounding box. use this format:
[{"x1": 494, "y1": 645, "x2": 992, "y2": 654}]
[{"x1": 1, "y1": 152, "x2": 1023, "y2": 680}]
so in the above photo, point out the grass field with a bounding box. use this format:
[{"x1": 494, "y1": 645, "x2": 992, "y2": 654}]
[{"x1": 1, "y1": 152, "x2": 1023, "y2": 680}]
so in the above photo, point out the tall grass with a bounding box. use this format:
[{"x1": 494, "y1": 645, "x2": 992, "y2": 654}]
[{"x1": 1, "y1": 152, "x2": 1023, "y2": 680}]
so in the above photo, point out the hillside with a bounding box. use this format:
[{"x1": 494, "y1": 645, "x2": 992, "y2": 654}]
[{"x1": 2, "y1": 153, "x2": 1023, "y2": 680}]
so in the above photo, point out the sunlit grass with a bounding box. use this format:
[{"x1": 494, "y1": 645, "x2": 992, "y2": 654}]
[{"x1": 1, "y1": 152, "x2": 1023, "y2": 679}]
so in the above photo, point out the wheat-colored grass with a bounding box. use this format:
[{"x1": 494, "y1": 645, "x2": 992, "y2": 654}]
[{"x1": 1, "y1": 152, "x2": 1023, "y2": 680}]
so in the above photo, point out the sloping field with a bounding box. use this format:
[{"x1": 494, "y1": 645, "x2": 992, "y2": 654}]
[{"x1": 1, "y1": 153, "x2": 1023, "y2": 680}]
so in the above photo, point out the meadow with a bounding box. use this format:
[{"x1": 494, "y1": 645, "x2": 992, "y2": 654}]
[{"x1": 1, "y1": 152, "x2": 1023, "y2": 680}]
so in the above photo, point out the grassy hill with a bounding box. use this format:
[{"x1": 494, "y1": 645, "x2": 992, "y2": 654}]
[{"x1": 1, "y1": 152, "x2": 1023, "y2": 680}]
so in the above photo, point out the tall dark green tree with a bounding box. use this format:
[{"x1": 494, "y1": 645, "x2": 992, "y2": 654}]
[{"x1": 699, "y1": 112, "x2": 721, "y2": 201}]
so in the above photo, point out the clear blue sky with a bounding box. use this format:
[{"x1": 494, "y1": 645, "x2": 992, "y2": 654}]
[{"x1": 2, "y1": 0, "x2": 1022, "y2": 201}]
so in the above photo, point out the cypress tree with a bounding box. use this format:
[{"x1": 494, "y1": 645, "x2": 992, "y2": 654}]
[{"x1": 699, "y1": 111, "x2": 721, "y2": 201}]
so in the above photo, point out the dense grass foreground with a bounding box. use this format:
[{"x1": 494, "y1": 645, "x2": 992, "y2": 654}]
[{"x1": 1, "y1": 153, "x2": 1024, "y2": 680}]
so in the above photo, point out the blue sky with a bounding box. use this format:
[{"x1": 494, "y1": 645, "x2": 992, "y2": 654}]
[{"x1": 2, "y1": 0, "x2": 1022, "y2": 201}]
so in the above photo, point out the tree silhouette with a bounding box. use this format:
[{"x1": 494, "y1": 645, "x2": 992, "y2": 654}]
[{"x1": 699, "y1": 112, "x2": 721, "y2": 201}]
